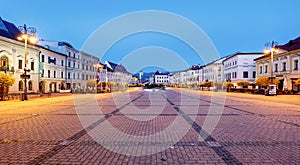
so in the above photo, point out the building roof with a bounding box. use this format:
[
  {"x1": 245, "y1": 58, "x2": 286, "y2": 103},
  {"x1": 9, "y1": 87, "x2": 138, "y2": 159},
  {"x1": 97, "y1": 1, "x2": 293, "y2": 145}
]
[
  {"x1": 223, "y1": 52, "x2": 263, "y2": 63},
  {"x1": 105, "y1": 61, "x2": 131, "y2": 74},
  {"x1": 0, "y1": 17, "x2": 21, "y2": 40},
  {"x1": 276, "y1": 36, "x2": 300, "y2": 51},
  {"x1": 154, "y1": 71, "x2": 169, "y2": 75},
  {"x1": 254, "y1": 36, "x2": 300, "y2": 61}
]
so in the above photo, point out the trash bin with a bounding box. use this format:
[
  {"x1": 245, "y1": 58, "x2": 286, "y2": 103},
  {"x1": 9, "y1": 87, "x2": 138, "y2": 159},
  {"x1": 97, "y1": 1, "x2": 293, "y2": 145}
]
[{"x1": 20, "y1": 93, "x2": 24, "y2": 101}]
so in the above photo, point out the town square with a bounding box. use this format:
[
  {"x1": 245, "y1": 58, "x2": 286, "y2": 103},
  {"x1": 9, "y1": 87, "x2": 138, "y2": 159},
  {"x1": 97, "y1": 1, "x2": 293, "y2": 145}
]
[{"x1": 0, "y1": 1, "x2": 300, "y2": 164}]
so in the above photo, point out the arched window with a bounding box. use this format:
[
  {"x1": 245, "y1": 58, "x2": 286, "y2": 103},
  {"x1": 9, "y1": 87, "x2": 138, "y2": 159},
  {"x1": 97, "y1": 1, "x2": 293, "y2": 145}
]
[
  {"x1": 0, "y1": 56, "x2": 9, "y2": 71},
  {"x1": 19, "y1": 81, "x2": 23, "y2": 91},
  {"x1": 28, "y1": 81, "x2": 33, "y2": 91}
]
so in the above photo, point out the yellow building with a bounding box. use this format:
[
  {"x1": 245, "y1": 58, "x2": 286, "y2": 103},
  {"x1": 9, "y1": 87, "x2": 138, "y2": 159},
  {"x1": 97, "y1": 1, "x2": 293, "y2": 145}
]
[{"x1": 255, "y1": 37, "x2": 300, "y2": 93}]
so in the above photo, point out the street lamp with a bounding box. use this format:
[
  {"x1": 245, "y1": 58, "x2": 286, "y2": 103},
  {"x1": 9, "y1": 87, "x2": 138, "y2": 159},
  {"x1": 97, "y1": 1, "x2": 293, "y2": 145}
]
[
  {"x1": 94, "y1": 63, "x2": 103, "y2": 93},
  {"x1": 264, "y1": 41, "x2": 278, "y2": 95},
  {"x1": 17, "y1": 24, "x2": 38, "y2": 100},
  {"x1": 264, "y1": 41, "x2": 278, "y2": 84}
]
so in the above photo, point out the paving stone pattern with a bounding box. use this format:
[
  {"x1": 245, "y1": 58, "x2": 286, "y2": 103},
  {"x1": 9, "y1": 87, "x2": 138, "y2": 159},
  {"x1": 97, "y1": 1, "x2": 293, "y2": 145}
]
[{"x1": 0, "y1": 89, "x2": 299, "y2": 164}]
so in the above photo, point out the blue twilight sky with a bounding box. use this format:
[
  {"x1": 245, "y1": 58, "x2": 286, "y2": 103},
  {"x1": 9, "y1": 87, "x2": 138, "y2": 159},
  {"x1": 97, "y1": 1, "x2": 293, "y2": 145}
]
[{"x1": 1, "y1": 0, "x2": 300, "y2": 73}]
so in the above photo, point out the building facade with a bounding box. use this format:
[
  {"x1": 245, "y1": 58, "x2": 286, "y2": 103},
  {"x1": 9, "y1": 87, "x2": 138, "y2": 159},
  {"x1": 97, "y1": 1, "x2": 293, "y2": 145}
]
[
  {"x1": 39, "y1": 47, "x2": 66, "y2": 93},
  {"x1": 223, "y1": 52, "x2": 263, "y2": 87},
  {"x1": 255, "y1": 37, "x2": 300, "y2": 92}
]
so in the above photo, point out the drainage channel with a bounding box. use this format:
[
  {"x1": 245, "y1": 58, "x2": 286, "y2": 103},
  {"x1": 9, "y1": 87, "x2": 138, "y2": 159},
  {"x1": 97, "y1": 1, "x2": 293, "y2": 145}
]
[
  {"x1": 28, "y1": 93, "x2": 145, "y2": 165},
  {"x1": 162, "y1": 94, "x2": 243, "y2": 165}
]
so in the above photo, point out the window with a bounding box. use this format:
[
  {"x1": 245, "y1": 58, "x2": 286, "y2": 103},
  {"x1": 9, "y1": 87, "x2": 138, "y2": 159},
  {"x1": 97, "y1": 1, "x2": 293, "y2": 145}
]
[
  {"x1": 54, "y1": 71, "x2": 56, "y2": 78},
  {"x1": 18, "y1": 60, "x2": 22, "y2": 69},
  {"x1": 41, "y1": 69, "x2": 44, "y2": 77},
  {"x1": 41, "y1": 55, "x2": 45, "y2": 62},
  {"x1": 73, "y1": 73, "x2": 75, "y2": 79},
  {"x1": 82, "y1": 74, "x2": 85, "y2": 80},
  {"x1": 86, "y1": 75, "x2": 88, "y2": 80},
  {"x1": 18, "y1": 81, "x2": 23, "y2": 91},
  {"x1": 73, "y1": 62, "x2": 75, "y2": 68},
  {"x1": 31, "y1": 62, "x2": 34, "y2": 70},
  {"x1": 61, "y1": 60, "x2": 64, "y2": 66},
  {"x1": 48, "y1": 70, "x2": 50, "y2": 78},
  {"x1": 283, "y1": 62, "x2": 287, "y2": 71},
  {"x1": 68, "y1": 52, "x2": 71, "y2": 57},
  {"x1": 86, "y1": 65, "x2": 88, "y2": 71},
  {"x1": 0, "y1": 56, "x2": 8, "y2": 71},
  {"x1": 294, "y1": 60, "x2": 298, "y2": 70},
  {"x1": 252, "y1": 71, "x2": 256, "y2": 78},
  {"x1": 28, "y1": 81, "x2": 33, "y2": 90},
  {"x1": 68, "y1": 61, "x2": 71, "y2": 67},
  {"x1": 259, "y1": 66, "x2": 262, "y2": 74},
  {"x1": 265, "y1": 65, "x2": 268, "y2": 73},
  {"x1": 275, "y1": 63, "x2": 278, "y2": 72},
  {"x1": 243, "y1": 71, "x2": 248, "y2": 78},
  {"x1": 61, "y1": 72, "x2": 64, "y2": 78},
  {"x1": 68, "y1": 73, "x2": 70, "y2": 79}
]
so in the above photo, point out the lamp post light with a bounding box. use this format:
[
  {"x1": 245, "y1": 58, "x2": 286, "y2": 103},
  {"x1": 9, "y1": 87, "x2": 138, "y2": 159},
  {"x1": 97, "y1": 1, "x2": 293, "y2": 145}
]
[
  {"x1": 17, "y1": 24, "x2": 38, "y2": 100},
  {"x1": 94, "y1": 63, "x2": 103, "y2": 93},
  {"x1": 264, "y1": 41, "x2": 278, "y2": 95}
]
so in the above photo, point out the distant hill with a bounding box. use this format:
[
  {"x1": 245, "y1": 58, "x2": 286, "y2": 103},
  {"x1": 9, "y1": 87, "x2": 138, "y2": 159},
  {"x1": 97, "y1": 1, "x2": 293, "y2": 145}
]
[{"x1": 133, "y1": 72, "x2": 154, "y2": 80}]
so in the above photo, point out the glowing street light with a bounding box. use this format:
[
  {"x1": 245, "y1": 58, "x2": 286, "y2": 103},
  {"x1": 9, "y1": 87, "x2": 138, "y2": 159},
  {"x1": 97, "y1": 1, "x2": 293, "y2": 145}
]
[
  {"x1": 264, "y1": 41, "x2": 278, "y2": 95},
  {"x1": 17, "y1": 24, "x2": 38, "y2": 100},
  {"x1": 94, "y1": 63, "x2": 103, "y2": 93}
]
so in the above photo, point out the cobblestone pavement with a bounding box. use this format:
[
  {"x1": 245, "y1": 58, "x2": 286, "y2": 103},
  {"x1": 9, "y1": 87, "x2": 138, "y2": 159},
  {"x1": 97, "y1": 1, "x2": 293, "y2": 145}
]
[{"x1": 0, "y1": 89, "x2": 299, "y2": 164}]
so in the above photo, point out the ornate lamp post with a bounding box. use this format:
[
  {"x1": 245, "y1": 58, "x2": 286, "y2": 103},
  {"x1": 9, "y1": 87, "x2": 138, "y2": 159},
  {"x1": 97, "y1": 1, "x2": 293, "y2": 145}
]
[
  {"x1": 264, "y1": 41, "x2": 278, "y2": 84},
  {"x1": 17, "y1": 24, "x2": 38, "y2": 100},
  {"x1": 94, "y1": 63, "x2": 103, "y2": 93},
  {"x1": 264, "y1": 41, "x2": 278, "y2": 95}
]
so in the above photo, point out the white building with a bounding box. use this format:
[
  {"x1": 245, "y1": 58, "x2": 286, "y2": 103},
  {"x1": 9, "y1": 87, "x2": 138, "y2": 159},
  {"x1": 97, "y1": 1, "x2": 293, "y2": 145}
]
[
  {"x1": 39, "y1": 40, "x2": 100, "y2": 92},
  {"x1": 39, "y1": 47, "x2": 67, "y2": 93},
  {"x1": 223, "y1": 52, "x2": 263, "y2": 86},
  {"x1": 105, "y1": 61, "x2": 132, "y2": 91},
  {"x1": 80, "y1": 51, "x2": 99, "y2": 91},
  {"x1": 150, "y1": 71, "x2": 169, "y2": 85},
  {"x1": 0, "y1": 18, "x2": 40, "y2": 93},
  {"x1": 202, "y1": 57, "x2": 226, "y2": 82},
  {"x1": 186, "y1": 65, "x2": 201, "y2": 86}
]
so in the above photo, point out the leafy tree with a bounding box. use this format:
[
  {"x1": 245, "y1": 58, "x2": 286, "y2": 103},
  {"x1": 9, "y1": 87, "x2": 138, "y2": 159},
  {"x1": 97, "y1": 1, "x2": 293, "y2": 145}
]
[
  {"x1": 223, "y1": 82, "x2": 234, "y2": 88},
  {"x1": 255, "y1": 77, "x2": 269, "y2": 87},
  {"x1": 295, "y1": 79, "x2": 300, "y2": 85},
  {"x1": 256, "y1": 77, "x2": 279, "y2": 87},
  {"x1": 87, "y1": 79, "x2": 96, "y2": 88},
  {"x1": 204, "y1": 81, "x2": 213, "y2": 87},
  {"x1": 0, "y1": 73, "x2": 15, "y2": 100},
  {"x1": 237, "y1": 81, "x2": 250, "y2": 87}
]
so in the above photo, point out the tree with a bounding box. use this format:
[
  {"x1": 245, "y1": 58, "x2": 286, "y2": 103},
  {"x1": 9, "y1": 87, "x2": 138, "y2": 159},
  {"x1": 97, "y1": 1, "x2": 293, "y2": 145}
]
[
  {"x1": 255, "y1": 77, "x2": 269, "y2": 87},
  {"x1": 295, "y1": 79, "x2": 300, "y2": 85},
  {"x1": 237, "y1": 81, "x2": 250, "y2": 88},
  {"x1": 223, "y1": 82, "x2": 234, "y2": 88},
  {"x1": 255, "y1": 77, "x2": 279, "y2": 87},
  {"x1": 0, "y1": 73, "x2": 15, "y2": 100},
  {"x1": 87, "y1": 79, "x2": 96, "y2": 88}
]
